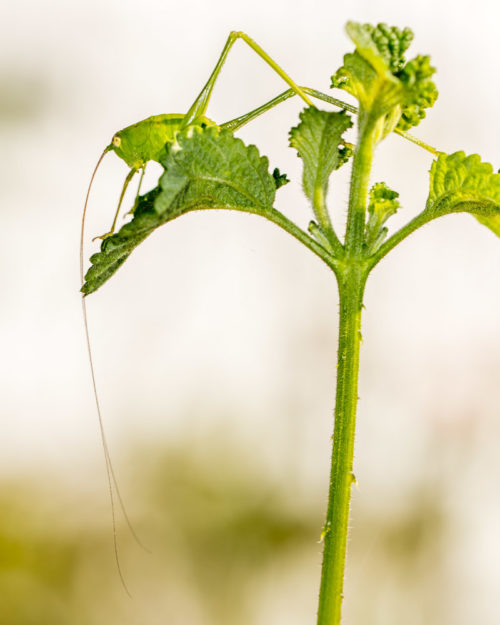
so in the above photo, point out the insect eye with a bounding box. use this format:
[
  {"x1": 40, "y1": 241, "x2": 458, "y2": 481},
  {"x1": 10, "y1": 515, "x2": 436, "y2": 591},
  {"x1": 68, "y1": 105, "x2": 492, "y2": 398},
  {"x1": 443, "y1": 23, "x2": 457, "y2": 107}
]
[{"x1": 112, "y1": 135, "x2": 122, "y2": 148}]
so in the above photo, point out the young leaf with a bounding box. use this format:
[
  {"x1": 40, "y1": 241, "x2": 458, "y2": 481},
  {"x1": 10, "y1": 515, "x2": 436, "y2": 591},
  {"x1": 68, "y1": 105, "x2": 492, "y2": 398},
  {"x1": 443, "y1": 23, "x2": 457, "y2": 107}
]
[
  {"x1": 289, "y1": 107, "x2": 352, "y2": 227},
  {"x1": 426, "y1": 151, "x2": 500, "y2": 236},
  {"x1": 331, "y1": 23, "x2": 411, "y2": 116},
  {"x1": 331, "y1": 22, "x2": 437, "y2": 134},
  {"x1": 82, "y1": 127, "x2": 283, "y2": 295},
  {"x1": 364, "y1": 182, "x2": 400, "y2": 254}
]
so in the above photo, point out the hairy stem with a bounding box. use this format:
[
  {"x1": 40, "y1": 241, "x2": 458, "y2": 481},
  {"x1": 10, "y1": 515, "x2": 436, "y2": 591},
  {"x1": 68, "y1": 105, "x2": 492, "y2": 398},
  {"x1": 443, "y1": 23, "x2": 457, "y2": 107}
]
[
  {"x1": 345, "y1": 113, "x2": 376, "y2": 256},
  {"x1": 316, "y1": 107, "x2": 377, "y2": 625},
  {"x1": 317, "y1": 268, "x2": 366, "y2": 625},
  {"x1": 367, "y1": 210, "x2": 432, "y2": 271}
]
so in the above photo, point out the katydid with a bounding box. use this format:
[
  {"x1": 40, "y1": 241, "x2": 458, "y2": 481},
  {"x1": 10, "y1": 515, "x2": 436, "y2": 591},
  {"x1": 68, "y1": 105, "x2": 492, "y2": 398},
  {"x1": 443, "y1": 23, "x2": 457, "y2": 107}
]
[
  {"x1": 79, "y1": 30, "x2": 317, "y2": 592},
  {"x1": 82, "y1": 31, "x2": 315, "y2": 245}
]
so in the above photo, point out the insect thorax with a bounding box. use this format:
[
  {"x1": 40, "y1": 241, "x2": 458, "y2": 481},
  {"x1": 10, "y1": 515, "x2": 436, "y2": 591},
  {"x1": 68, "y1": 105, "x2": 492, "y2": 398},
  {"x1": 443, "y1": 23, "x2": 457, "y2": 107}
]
[{"x1": 111, "y1": 114, "x2": 216, "y2": 169}]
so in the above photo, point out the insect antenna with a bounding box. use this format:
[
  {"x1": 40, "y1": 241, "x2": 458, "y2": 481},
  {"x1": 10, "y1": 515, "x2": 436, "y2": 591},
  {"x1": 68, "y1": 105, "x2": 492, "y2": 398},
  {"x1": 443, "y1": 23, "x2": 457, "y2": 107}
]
[{"x1": 80, "y1": 148, "x2": 149, "y2": 595}]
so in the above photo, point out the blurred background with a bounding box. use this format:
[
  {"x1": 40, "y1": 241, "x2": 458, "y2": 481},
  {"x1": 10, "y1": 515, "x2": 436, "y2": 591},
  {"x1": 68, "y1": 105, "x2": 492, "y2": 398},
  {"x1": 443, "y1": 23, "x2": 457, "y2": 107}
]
[{"x1": 1, "y1": 0, "x2": 499, "y2": 623}]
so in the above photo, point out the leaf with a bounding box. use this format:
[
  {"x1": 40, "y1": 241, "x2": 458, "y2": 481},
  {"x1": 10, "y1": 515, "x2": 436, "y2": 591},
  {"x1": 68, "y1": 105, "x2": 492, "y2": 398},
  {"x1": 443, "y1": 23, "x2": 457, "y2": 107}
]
[
  {"x1": 426, "y1": 151, "x2": 500, "y2": 236},
  {"x1": 347, "y1": 22, "x2": 413, "y2": 74},
  {"x1": 82, "y1": 127, "x2": 280, "y2": 295},
  {"x1": 81, "y1": 187, "x2": 163, "y2": 295},
  {"x1": 364, "y1": 182, "x2": 401, "y2": 254},
  {"x1": 155, "y1": 125, "x2": 276, "y2": 217},
  {"x1": 289, "y1": 107, "x2": 352, "y2": 215},
  {"x1": 331, "y1": 23, "x2": 410, "y2": 115},
  {"x1": 331, "y1": 22, "x2": 437, "y2": 133}
]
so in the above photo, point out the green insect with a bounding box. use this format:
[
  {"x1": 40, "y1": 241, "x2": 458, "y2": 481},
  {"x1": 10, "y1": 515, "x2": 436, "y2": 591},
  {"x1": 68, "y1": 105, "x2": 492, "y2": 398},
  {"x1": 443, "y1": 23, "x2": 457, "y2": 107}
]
[
  {"x1": 81, "y1": 31, "x2": 316, "y2": 247},
  {"x1": 80, "y1": 30, "x2": 317, "y2": 593}
]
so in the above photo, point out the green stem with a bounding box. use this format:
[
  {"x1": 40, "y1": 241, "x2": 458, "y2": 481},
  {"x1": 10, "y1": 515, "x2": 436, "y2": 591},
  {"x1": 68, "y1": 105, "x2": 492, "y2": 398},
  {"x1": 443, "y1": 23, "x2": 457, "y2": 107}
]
[
  {"x1": 265, "y1": 208, "x2": 341, "y2": 275},
  {"x1": 345, "y1": 114, "x2": 376, "y2": 256},
  {"x1": 317, "y1": 268, "x2": 366, "y2": 625},
  {"x1": 316, "y1": 107, "x2": 377, "y2": 625},
  {"x1": 182, "y1": 204, "x2": 342, "y2": 276},
  {"x1": 312, "y1": 188, "x2": 343, "y2": 256},
  {"x1": 367, "y1": 210, "x2": 432, "y2": 271}
]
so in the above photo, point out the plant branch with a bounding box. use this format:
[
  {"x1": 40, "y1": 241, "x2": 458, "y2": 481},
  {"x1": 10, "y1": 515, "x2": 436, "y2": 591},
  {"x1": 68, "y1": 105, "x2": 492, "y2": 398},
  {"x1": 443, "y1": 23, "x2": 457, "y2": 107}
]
[{"x1": 366, "y1": 210, "x2": 432, "y2": 271}]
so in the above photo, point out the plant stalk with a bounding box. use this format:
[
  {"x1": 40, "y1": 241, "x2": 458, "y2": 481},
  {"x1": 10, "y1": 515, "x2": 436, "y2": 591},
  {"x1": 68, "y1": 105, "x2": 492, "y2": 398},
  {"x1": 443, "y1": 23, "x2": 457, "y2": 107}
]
[
  {"x1": 344, "y1": 113, "x2": 376, "y2": 256},
  {"x1": 316, "y1": 270, "x2": 365, "y2": 625},
  {"x1": 317, "y1": 109, "x2": 375, "y2": 625}
]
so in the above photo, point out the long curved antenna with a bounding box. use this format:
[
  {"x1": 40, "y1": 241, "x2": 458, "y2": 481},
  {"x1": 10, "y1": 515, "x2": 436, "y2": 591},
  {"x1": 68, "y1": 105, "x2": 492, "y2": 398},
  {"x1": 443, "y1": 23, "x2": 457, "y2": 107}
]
[
  {"x1": 80, "y1": 148, "x2": 148, "y2": 595},
  {"x1": 81, "y1": 153, "x2": 150, "y2": 551}
]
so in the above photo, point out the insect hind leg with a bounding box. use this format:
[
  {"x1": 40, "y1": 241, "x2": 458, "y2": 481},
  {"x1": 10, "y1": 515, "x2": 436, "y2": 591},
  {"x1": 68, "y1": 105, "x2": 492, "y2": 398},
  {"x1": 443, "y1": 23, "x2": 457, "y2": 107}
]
[{"x1": 182, "y1": 31, "x2": 314, "y2": 129}]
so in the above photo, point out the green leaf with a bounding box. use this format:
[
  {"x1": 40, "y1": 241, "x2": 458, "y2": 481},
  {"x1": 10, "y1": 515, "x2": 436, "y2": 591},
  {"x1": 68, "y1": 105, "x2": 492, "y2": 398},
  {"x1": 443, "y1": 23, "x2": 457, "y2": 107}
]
[
  {"x1": 289, "y1": 107, "x2": 352, "y2": 220},
  {"x1": 331, "y1": 22, "x2": 437, "y2": 133},
  {"x1": 347, "y1": 22, "x2": 413, "y2": 74},
  {"x1": 331, "y1": 23, "x2": 410, "y2": 116},
  {"x1": 155, "y1": 125, "x2": 276, "y2": 217},
  {"x1": 81, "y1": 187, "x2": 163, "y2": 295},
  {"x1": 364, "y1": 182, "x2": 401, "y2": 254},
  {"x1": 82, "y1": 127, "x2": 281, "y2": 295},
  {"x1": 426, "y1": 151, "x2": 500, "y2": 236}
]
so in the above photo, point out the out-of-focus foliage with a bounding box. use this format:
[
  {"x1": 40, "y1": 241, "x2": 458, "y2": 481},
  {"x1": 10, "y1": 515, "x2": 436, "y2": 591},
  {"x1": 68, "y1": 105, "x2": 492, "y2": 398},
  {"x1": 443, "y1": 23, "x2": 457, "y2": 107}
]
[{"x1": 0, "y1": 436, "x2": 454, "y2": 625}]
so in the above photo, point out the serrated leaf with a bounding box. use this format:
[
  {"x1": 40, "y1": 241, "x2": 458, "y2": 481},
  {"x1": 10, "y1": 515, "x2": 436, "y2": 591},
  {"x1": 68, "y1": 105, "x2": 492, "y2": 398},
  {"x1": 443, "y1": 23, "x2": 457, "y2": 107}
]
[
  {"x1": 426, "y1": 151, "x2": 500, "y2": 237},
  {"x1": 155, "y1": 125, "x2": 276, "y2": 217},
  {"x1": 82, "y1": 127, "x2": 280, "y2": 295},
  {"x1": 289, "y1": 107, "x2": 352, "y2": 219},
  {"x1": 81, "y1": 187, "x2": 163, "y2": 295}
]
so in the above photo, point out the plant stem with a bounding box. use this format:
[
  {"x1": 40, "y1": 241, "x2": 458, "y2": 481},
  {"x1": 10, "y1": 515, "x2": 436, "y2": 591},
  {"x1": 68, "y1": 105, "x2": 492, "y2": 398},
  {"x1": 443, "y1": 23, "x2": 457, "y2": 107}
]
[
  {"x1": 317, "y1": 109, "x2": 375, "y2": 625},
  {"x1": 344, "y1": 113, "x2": 376, "y2": 256},
  {"x1": 317, "y1": 268, "x2": 366, "y2": 625}
]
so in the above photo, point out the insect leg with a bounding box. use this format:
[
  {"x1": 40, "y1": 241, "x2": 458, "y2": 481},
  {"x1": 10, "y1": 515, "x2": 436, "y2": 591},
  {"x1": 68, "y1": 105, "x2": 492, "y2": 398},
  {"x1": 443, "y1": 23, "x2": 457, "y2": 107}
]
[
  {"x1": 130, "y1": 165, "x2": 146, "y2": 214},
  {"x1": 221, "y1": 87, "x2": 358, "y2": 132},
  {"x1": 94, "y1": 167, "x2": 137, "y2": 240},
  {"x1": 220, "y1": 88, "x2": 296, "y2": 131},
  {"x1": 182, "y1": 31, "x2": 314, "y2": 129}
]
